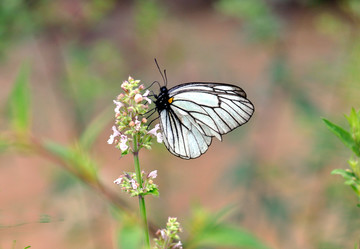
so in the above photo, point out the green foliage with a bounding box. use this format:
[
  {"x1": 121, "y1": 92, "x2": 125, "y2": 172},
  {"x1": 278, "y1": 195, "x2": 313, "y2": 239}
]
[
  {"x1": 322, "y1": 118, "x2": 359, "y2": 157},
  {"x1": 43, "y1": 141, "x2": 99, "y2": 183},
  {"x1": 0, "y1": 0, "x2": 38, "y2": 57},
  {"x1": 186, "y1": 205, "x2": 271, "y2": 249},
  {"x1": 215, "y1": 0, "x2": 282, "y2": 43},
  {"x1": 7, "y1": 64, "x2": 31, "y2": 136},
  {"x1": 324, "y1": 108, "x2": 360, "y2": 205},
  {"x1": 134, "y1": 0, "x2": 164, "y2": 39},
  {"x1": 79, "y1": 108, "x2": 112, "y2": 150},
  {"x1": 63, "y1": 42, "x2": 125, "y2": 131},
  {"x1": 115, "y1": 218, "x2": 143, "y2": 249}
]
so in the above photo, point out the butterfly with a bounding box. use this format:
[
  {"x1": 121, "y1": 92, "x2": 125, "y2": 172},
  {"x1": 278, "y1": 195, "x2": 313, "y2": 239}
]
[{"x1": 149, "y1": 60, "x2": 254, "y2": 159}]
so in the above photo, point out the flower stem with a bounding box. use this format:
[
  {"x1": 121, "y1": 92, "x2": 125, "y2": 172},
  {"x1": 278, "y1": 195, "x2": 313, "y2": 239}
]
[{"x1": 133, "y1": 134, "x2": 151, "y2": 248}]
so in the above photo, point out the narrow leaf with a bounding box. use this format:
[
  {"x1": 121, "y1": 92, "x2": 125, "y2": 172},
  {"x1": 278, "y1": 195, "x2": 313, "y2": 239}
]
[
  {"x1": 79, "y1": 108, "x2": 112, "y2": 150},
  {"x1": 8, "y1": 64, "x2": 31, "y2": 134},
  {"x1": 322, "y1": 118, "x2": 359, "y2": 156},
  {"x1": 331, "y1": 169, "x2": 354, "y2": 178}
]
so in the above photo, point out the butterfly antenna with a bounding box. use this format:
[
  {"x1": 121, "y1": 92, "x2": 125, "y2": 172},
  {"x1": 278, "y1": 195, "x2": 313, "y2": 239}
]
[
  {"x1": 154, "y1": 58, "x2": 166, "y2": 86},
  {"x1": 164, "y1": 69, "x2": 168, "y2": 87}
]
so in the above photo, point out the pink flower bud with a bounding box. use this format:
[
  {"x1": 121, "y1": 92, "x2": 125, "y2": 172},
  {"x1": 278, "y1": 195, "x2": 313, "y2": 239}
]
[
  {"x1": 139, "y1": 85, "x2": 144, "y2": 90},
  {"x1": 142, "y1": 118, "x2": 147, "y2": 123},
  {"x1": 129, "y1": 121, "x2": 135, "y2": 127}
]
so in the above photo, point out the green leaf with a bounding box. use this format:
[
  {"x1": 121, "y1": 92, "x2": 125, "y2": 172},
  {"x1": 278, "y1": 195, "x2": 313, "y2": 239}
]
[
  {"x1": 79, "y1": 108, "x2": 112, "y2": 150},
  {"x1": 144, "y1": 188, "x2": 159, "y2": 197},
  {"x1": 194, "y1": 224, "x2": 271, "y2": 249},
  {"x1": 322, "y1": 118, "x2": 359, "y2": 156},
  {"x1": 43, "y1": 140, "x2": 72, "y2": 160},
  {"x1": 187, "y1": 205, "x2": 271, "y2": 249},
  {"x1": 43, "y1": 141, "x2": 98, "y2": 183},
  {"x1": 8, "y1": 64, "x2": 31, "y2": 134},
  {"x1": 116, "y1": 222, "x2": 143, "y2": 249},
  {"x1": 331, "y1": 168, "x2": 354, "y2": 178}
]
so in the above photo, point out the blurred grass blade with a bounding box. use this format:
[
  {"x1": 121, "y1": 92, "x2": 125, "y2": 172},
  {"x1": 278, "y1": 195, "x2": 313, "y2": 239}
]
[
  {"x1": 8, "y1": 64, "x2": 31, "y2": 134},
  {"x1": 0, "y1": 137, "x2": 9, "y2": 154},
  {"x1": 43, "y1": 140, "x2": 98, "y2": 183},
  {"x1": 322, "y1": 118, "x2": 359, "y2": 156},
  {"x1": 79, "y1": 108, "x2": 112, "y2": 150},
  {"x1": 194, "y1": 224, "x2": 271, "y2": 249}
]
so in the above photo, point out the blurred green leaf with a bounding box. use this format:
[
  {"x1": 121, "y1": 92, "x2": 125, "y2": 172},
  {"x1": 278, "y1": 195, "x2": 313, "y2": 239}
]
[
  {"x1": 79, "y1": 108, "x2": 112, "y2": 150},
  {"x1": 134, "y1": 0, "x2": 164, "y2": 39},
  {"x1": 322, "y1": 118, "x2": 359, "y2": 156},
  {"x1": 43, "y1": 141, "x2": 98, "y2": 183},
  {"x1": 8, "y1": 64, "x2": 31, "y2": 134},
  {"x1": 0, "y1": 137, "x2": 10, "y2": 154},
  {"x1": 215, "y1": 0, "x2": 281, "y2": 42},
  {"x1": 194, "y1": 224, "x2": 271, "y2": 249},
  {"x1": 39, "y1": 214, "x2": 51, "y2": 223},
  {"x1": 116, "y1": 221, "x2": 143, "y2": 249},
  {"x1": 187, "y1": 205, "x2": 270, "y2": 249}
]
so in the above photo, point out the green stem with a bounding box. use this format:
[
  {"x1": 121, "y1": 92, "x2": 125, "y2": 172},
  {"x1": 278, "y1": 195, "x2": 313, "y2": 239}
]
[{"x1": 133, "y1": 134, "x2": 151, "y2": 248}]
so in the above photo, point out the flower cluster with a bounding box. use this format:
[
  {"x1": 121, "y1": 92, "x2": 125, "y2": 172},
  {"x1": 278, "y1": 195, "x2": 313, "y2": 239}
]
[
  {"x1": 153, "y1": 217, "x2": 183, "y2": 249},
  {"x1": 107, "y1": 76, "x2": 163, "y2": 156},
  {"x1": 113, "y1": 170, "x2": 159, "y2": 197}
]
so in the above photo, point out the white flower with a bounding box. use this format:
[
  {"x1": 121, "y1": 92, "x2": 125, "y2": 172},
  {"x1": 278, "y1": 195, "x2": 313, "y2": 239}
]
[
  {"x1": 114, "y1": 177, "x2": 123, "y2": 185},
  {"x1": 119, "y1": 135, "x2": 128, "y2": 151},
  {"x1": 173, "y1": 241, "x2": 182, "y2": 249},
  {"x1": 134, "y1": 93, "x2": 143, "y2": 103},
  {"x1": 143, "y1": 90, "x2": 152, "y2": 104},
  {"x1": 134, "y1": 116, "x2": 141, "y2": 131},
  {"x1": 148, "y1": 124, "x2": 163, "y2": 143},
  {"x1": 160, "y1": 229, "x2": 166, "y2": 240},
  {"x1": 129, "y1": 179, "x2": 137, "y2": 189},
  {"x1": 113, "y1": 100, "x2": 123, "y2": 114},
  {"x1": 108, "y1": 126, "x2": 121, "y2": 144},
  {"x1": 148, "y1": 170, "x2": 157, "y2": 179}
]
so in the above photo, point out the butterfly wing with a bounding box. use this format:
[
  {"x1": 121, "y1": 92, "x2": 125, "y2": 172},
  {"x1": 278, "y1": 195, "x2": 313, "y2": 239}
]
[{"x1": 159, "y1": 82, "x2": 254, "y2": 159}]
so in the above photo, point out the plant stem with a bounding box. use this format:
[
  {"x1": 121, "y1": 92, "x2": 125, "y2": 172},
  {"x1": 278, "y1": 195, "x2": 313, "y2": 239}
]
[{"x1": 133, "y1": 134, "x2": 151, "y2": 248}]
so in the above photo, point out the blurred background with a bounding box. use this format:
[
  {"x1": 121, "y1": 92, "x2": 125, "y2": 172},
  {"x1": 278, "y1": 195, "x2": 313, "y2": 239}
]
[{"x1": 1, "y1": 0, "x2": 360, "y2": 248}]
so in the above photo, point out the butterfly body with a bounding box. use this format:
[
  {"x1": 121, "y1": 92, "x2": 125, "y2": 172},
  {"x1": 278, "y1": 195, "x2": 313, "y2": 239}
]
[{"x1": 154, "y1": 82, "x2": 254, "y2": 159}]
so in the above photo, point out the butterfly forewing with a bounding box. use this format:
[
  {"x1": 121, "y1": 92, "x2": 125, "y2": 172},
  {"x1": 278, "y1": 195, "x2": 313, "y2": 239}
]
[{"x1": 156, "y1": 82, "x2": 254, "y2": 159}]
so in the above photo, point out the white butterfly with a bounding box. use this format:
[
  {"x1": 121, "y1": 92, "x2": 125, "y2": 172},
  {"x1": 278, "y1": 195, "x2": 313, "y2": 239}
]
[{"x1": 152, "y1": 61, "x2": 254, "y2": 159}]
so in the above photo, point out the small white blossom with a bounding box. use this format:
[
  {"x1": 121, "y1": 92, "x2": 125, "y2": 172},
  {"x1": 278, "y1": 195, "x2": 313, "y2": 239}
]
[
  {"x1": 148, "y1": 124, "x2": 163, "y2": 143},
  {"x1": 108, "y1": 126, "x2": 121, "y2": 144},
  {"x1": 143, "y1": 90, "x2": 152, "y2": 104},
  {"x1": 113, "y1": 177, "x2": 123, "y2": 185},
  {"x1": 134, "y1": 93, "x2": 143, "y2": 103},
  {"x1": 173, "y1": 241, "x2": 183, "y2": 249},
  {"x1": 113, "y1": 100, "x2": 123, "y2": 114},
  {"x1": 129, "y1": 179, "x2": 137, "y2": 189},
  {"x1": 160, "y1": 229, "x2": 166, "y2": 240},
  {"x1": 134, "y1": 116, "x2": 141, "y2": 131},
  {"x1": 148, "y1": 170, "x2": 157, "y2": 179},
  {"x1": 120, "y1": 135, "x2": 128, "y2": 151}
]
